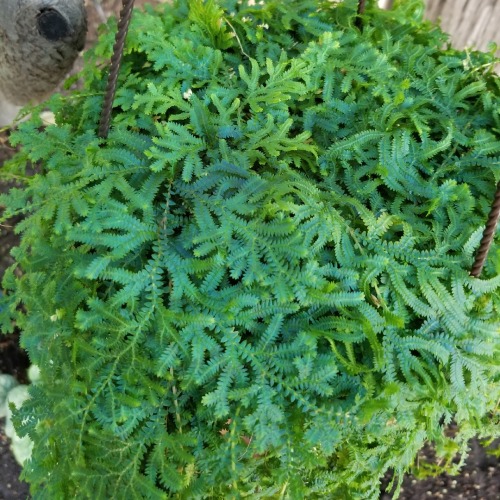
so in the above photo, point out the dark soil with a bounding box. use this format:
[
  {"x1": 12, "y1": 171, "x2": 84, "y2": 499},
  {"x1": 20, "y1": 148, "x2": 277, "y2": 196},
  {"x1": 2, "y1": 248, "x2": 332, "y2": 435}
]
[
  {"x1": 0, "y1": 1, "x2": 499, "y2": 499},
  {"x1": 381, "y1": 438, "x2": 500, "y2": 499},
  {"x1": 0, "y1": 130, "x2": 31, "y2": 500},
  {"x1": 0, "y1": 418, "x2": 30, "y2": 500}
]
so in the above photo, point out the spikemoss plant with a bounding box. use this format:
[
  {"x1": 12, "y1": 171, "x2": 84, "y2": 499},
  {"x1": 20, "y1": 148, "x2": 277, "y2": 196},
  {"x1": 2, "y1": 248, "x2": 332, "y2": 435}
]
[{"x1": 1, "y1": 0, "x2": 500, "y2": 498}]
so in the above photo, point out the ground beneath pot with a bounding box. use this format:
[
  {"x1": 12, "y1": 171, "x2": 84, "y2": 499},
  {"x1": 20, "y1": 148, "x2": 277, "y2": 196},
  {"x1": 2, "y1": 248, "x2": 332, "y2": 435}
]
[
  {"x1": 381, "y1": 438, "x2": 500, "y2": 500},
  {"x1": 0, "y1": 1, "x2": 499, "y2": 499},
  {"x1": 0, "y1": 417, "x2": 30, "y2": 500}
]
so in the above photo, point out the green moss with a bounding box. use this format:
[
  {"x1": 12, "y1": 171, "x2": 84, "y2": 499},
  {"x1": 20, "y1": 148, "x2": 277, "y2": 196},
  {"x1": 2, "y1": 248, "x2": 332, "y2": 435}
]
[{"x1": 1, "y1": 0, "x2": 499, "y2": 497}]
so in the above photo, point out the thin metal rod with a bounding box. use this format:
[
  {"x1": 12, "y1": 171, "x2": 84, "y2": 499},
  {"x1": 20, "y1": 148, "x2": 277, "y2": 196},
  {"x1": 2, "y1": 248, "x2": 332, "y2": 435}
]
[
  {"x1": 98, "y1": 0, "x2": 135, "y2": 139},
  {"x1": 356, "y1": 0, "x2": 366, "y2": 29},
  {"x1": 471, "y1": 182, "x2": 500, "y2": 277}
]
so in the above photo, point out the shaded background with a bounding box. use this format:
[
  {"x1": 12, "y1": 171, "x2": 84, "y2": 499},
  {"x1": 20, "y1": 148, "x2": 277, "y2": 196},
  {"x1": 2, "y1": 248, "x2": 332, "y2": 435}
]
[{"x1": 425, "y1": 0, "x2": 500, "y2": 54}]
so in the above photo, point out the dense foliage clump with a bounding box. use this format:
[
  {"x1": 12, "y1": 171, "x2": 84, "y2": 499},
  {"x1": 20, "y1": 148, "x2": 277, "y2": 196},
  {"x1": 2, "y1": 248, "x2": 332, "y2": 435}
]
[{"x1": 1, "y1": 0, "x2": 500, "y2": 497}]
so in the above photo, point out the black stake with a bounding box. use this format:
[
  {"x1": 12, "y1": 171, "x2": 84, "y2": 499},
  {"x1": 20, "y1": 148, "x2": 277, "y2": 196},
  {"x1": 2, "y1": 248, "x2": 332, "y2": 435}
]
[{"x1": 98, "y1": 0, "x2": 135, "y2": 139}]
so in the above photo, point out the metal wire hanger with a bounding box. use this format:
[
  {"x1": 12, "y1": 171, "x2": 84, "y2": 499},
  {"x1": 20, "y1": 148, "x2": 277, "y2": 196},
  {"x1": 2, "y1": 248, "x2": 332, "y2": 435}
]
[{"x1": 98, "y1": 0, "x2": 135, "y2": 139}]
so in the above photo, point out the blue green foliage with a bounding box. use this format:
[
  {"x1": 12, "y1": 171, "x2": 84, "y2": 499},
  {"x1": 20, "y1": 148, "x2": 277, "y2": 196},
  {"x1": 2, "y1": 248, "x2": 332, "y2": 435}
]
[{"x1": 1, "y1": 0, "x2": 500, "y2": 497}]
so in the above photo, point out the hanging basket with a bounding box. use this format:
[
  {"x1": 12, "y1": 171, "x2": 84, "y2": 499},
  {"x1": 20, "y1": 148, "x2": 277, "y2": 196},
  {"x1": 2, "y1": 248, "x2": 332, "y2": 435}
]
[{"x1": 3, "y1": 1, "x2": 500, "y2": 498}]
